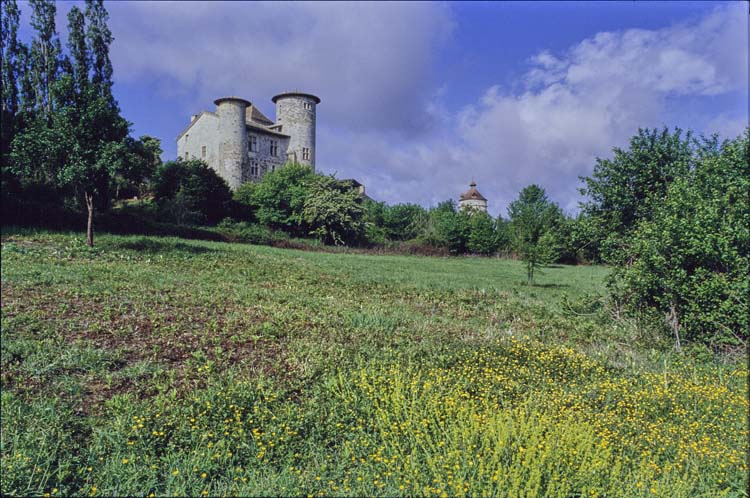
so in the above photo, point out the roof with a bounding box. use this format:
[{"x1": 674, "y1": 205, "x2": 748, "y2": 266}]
[
  {"x1": 271, "y1": 91, "x2": 321, "y2": 104},
  {"x1": 214, "y1": 96, "x2": 251, "y2": 107},
  {"x1": 247, "y1": 105, "x2": 274, "y2": 125},
  {"x1": 247, "y1": 122, "x2": 289, "y2": 137},
  {"x1": 459, "y1": 181, "x2": 487, "y2": 202}
]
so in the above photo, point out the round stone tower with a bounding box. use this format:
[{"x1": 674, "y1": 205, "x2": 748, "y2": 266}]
[
  {"x1": 271, "y1": 91, "x2": 320, "y2": 169},
  {"x1": 214, "y1": 96, "x2": 250, "y2": 189}
]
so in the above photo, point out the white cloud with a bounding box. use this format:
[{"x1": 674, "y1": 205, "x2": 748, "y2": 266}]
[
  {"x1": 101, "y1": 1, "x2": 746, "y2": 216},
  {"x1": 107, "y1": 1, "x2": 454, "y2": 135},
  {"x1": 326, "y1": 2, "x2": 747, "y2": 216}
]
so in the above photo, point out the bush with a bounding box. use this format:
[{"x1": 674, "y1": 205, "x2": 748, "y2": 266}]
[
  {"x1": 215, "y1": 219, "x2": 288, "y2": 246},
  {"x1": 151, "y1": 159, "x2": 232, "y2": 225},
  {"x1": 609, "y1": 131, "x2": 749, "y2": 347}
]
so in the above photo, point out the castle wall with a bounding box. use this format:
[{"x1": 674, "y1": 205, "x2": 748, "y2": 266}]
[
  {"x1": 459, "y1": 199, "x2": 488, "y2": 212},
  {"x1": 246, "y1": 130, "x2": 290, "y2": 181},
  {"x1": 275, "y1": 96, "x2": 317, "y2": 169},
  {"x1": 176, "y1": 113, "x2": 220, "y2": 166}
]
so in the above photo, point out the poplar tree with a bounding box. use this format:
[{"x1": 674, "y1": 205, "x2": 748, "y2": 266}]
[
  {"x1": 66, "y1": 6, "x2": 89, "y2": 96},
  {"x1": 29, "y1": 0, "x2": 61, "y2": 119},
  {"x1": 1, "y1": 0, "x2": 22, "y2": 160},
  {"x1": 85, "y1": 0, "x2": 113, "y2": 102}
]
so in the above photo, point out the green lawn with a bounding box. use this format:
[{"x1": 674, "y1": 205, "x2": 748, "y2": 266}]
[{"x1": 1, "y1": 229, "x2": 746, "y2": 497}]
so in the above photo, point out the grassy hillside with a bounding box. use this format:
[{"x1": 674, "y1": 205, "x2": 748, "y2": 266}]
[{"x1": 1, "y1": 229, "x2": 746, "y2": 497}]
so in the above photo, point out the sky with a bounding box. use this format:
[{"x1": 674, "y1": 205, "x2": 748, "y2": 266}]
[{"x1": 17, "y1": 1, "x2": 749, "y2": 216}]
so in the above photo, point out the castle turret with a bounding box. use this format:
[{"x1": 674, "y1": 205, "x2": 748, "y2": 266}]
[
  {"x1": 272, "y1": 92, "x2": 320, "y2": 169},
  {"x1": 214, "y1": 96, "x2": 250, "y2": 189},
  {"x1": 459, "y1": 181, "x2": 488, "y2": 213}
]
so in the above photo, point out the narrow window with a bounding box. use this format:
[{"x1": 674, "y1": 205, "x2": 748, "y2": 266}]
[
  {"x1": 250, "y1": 162, "x2": 258, "y2": 177},
  {"x1": 201, "y1": 145, "x2": 207, "y2": 159},
  {"x1": 304, "y1": 102, "x2": 312, "y2": 110},
  {"x1": 249, "y1": 136, "x2": 257, "y2": 152},
  {"x1": 270, "y1": 140, "x2": 278, "y2": 157},
  {"x1": 302, "y1": 147, "x2": 310, "y2": 160}
]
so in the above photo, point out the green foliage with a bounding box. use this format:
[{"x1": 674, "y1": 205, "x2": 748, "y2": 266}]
[
  {"x1": 609, "y1": 131, "x2": 749, "y2": 346},
  {"x1": 466, "y1": 211, "x2": 497, "y2": 255},
  {"x1": 245, "y1": 162, "x2": 315, "y2": 234},
  {"x1": 152, "y1": 159, "x2": 232, "y2": 225},
  {"x1": 302, "y1": 175, "x2": 365, "y2": 246},
  {"x1": 381, "y1": 203, "x2": 428, "y2": 241},
  {"x1": 508, "y1": 185, "x2": 560, "y2": 283},
  {"x1": 580, "y1": 128, "x2": 694, "y2": 262}
]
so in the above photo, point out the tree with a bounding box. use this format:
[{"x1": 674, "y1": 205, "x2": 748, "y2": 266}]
[
  {"x1": 508, "y1": 185, "x2": 560, "y2": 284},
  {"x1": 29, "y1": 0, "x2": 61, "y2": 119},
  {"x1": 382, "y1": 203, "x2": 428, "y2": 241},
  {"x1": 85, "y1": 0, "x2": 113, "y2": 102},
  {"x1": 1, "y1": 0, "x2": 22, "y2": 161},
  {"x1": 152, "y1": 159, "x2": 233, "y2": 225},
  {"x1": 66, "y1": 5, "x2": 88, "y2": 95},
  {"x1": 302, "y1": 175, "x2": 365, "y2": 246},
  {"x1": 248, "y1": 162, "x2": 316, "y2": 234},
  {"x1": 608, "y1": 131, "x2": 749, "y2": 347},
  {"x1": 579, "y1": 127, "x2": 694, "y2": 262},
  {"x1": 466, "y1": 211, "x2": 497, "y2": 255}
]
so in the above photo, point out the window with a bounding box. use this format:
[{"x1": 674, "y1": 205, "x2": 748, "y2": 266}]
[
  {"x1": 250, "y1": 162, "x2": 258, "y2": 177},
  {"x1": 201, "y1": 145, "x2": 207, "y2": 159},
  {"x1": 304, "y1": 102, "x2": 313, "y2": 110},
  {"x1": 249, "y1": 135, "x2": 257, "y2": 152},
  {"x1": 184, "y1": 152, "x2": 189, "y2": 159},
  {"x1": 302, "y1": 147, "x2": 310, "y2": 160},
  {"x1": 270, "y1": 140, "x2": 278, "y2": 157}
]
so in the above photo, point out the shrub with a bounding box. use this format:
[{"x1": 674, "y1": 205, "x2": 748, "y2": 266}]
[{"x1": 151, "y1": 159, "x2": 232, "y2": 225}]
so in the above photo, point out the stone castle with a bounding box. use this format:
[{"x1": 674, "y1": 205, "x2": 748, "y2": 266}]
[{"x1": 176, "y1": 92, "x2": 320, "y2": 190}]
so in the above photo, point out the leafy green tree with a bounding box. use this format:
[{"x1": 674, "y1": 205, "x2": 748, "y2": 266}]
[
  {"x1": 29, "y1": 0, "x2": 61, "y2": 119},
  {"x1": 302, "y1": 174, "x2": 365, "y2": 246},
  {"x1": 152, "y1": 159, "x2": 232, "y2": 225},
  {"x1": 420, "y1": 200, "x2": 470, "y2": 254},
  {"x1": 466, "y1": 211, "x2": 497, "y2": 255},
  {"x1": 382, "y1": 203, "x2": 428, "y2": 241},
  {"x1": 579, "y1": 127, "x2": 694, "y2": 262},
  {"x1": 85, "y1": 0, "x2": 113, "y2": 102},
  {"x1": 248, "y1": 162, "x2": 315, "y2": 234},
  {"x1": 361, "y1": 199, "x2": 387, "y2": 245},
  {"x1": 609, "y1": 131, "x2": 749, "y2": 347},
  {"x1": 66, "y1": 5, "x2": 88, "y2": 95},
  {"x1": 1, "y1": 0, "x2": 22, "y2": 161},
  {"x1": 508, "y1": 185, "x2": 560, "y2": 284}
]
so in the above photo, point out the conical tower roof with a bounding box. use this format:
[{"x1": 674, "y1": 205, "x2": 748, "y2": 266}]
[{"x1": 459, "y1": 181, "x2": 487, "y2": 202}]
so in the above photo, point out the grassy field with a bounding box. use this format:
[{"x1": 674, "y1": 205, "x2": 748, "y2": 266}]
[{"x1": 1, "y1": 228, "x2": 747, "y2": 497}]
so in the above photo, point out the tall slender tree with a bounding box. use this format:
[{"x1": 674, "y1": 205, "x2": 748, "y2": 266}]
[
  {"x1": 66, "y1": 5, "x2": 89, "y2": 96},
  {"x1": 29, "y1": 0, "x2": 61, "y2": 119},
  {"x1": 85, "y1": 0, "x2": 113, "y2": 103},
  {"x1": 1, "y1": 0, "x2": 22, "y2": 160}
]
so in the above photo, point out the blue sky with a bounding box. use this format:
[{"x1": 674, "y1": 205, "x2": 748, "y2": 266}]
[{"x1": 18, "y1": 1, "x2": 748, "y2": 216}]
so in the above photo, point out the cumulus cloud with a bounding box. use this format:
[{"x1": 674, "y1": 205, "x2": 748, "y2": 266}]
[
  {"x1": 328, "y1": 2, "x2": 747, "y2": 215},
  {"x1": 107, "y1": 1, "x2": 454, "y2": 135}
]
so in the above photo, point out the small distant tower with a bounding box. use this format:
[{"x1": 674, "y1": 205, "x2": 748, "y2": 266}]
[
  {"x1": 459, "y1": 180, "x2": 488, "y2": 213},
  {"x1": 214, "y1": 96, "x2": 251, "y2": 190},
  {"x1": 272, "y1": 91, "x2": 320, "y2": 170}
]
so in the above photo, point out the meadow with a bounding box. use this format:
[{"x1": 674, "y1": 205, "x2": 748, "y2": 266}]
[{"x1": 1, "y1": 228, "x2": 747, "y2": 497}]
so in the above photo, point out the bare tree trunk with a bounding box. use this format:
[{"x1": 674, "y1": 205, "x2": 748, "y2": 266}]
[
  {"x1": 667, "y1": 303, "x2": 682, "y2": 353},
  {"x1": 85, "y1": 191, "x2": 94, "y2": 247}
]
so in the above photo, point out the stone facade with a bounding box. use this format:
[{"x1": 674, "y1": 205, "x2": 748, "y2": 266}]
[{"x1": 176, "y1": 92, "x2": 319, "y2": 190}]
